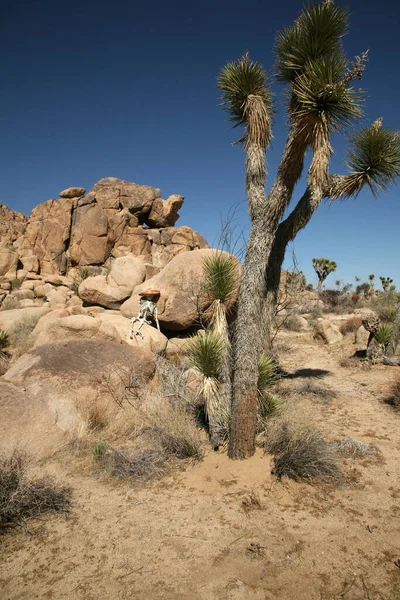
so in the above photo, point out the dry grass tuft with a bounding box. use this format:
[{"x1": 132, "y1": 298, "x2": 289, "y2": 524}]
[
  {"x1": 332, "y1": 438, "x2": 379, "y2": 458},
  {"x1": 75, "y1": 394, "x2": 116, "y2": 435},
  {"x1": 0, "y1": 296, "x2": 20, "y2": 311},
  {"x1": 264, "y1": 409, "x2": 342, "y2": 483},
  {"x1": 0, "y1": 450, "x2": 70, "y2": 529},
  {"x1": 148, "y1": 397, "x2": 204, "y2": 460},
  {"x1": 339, "y1": 316, "x2": 363, "y2": 335},
  {"x1": 384, "y1": 379, "x2": 400, "y2": 412},
  {"x1": 100, "y1": 447, "x2": 166, "y2": 481},
  {"x1": 8, "y1": 314, "x2": 43, "y2": 357}
]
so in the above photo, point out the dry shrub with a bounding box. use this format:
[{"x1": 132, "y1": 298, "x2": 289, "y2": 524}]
[
  {"x1": 8, "y1": 314, "x2": 44, "y2": 357},
  {"x1": 385, "y1": 379, "x2": 400, "y2": 411},
  {"x1": 75, "y1": 394, "x2": 116, "y2": 435},
  {"x1": 339, "y1": 316, "x2": 362, "y2": 335},
  {"x1": 294, "y1": 381, "x2": 337, "y2": 402},
  {"x1": 145, "y1": 392, "x2": 204, "y2": 460},
  {"x1": 332, "y1": 438, "x2": 379, "y2": 458},
  {"x1": 100, "y1": 447, "x2": 166, "y2": 481},
  {"x1": 1, "y1": 296, "x2": 20, "y2": 311},
  {"x1": 241, "y1": 491, "x2": 263, "y2": 515},
  {"x1": 0, "y1": 450, "x2": 70, "y2": 529},
  {"x1": 264, "y1": 408, "x2": 342, "y2": 482}
]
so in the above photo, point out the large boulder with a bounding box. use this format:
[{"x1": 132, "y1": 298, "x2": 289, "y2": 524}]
[
  {"x1": 0, "y1": 243, "x2": 19, "y2": 279},
  {"x1": 78, "y1": 255, "x2": 146, "y2": 309},
  {"x1": 96, "y1": 312, "x2": 168, "y2": 353},
  {"x1": 78, "y1": 275, "x2": 132, "y2": 309},
  {"x1": 108, "y1": 254, "x2": 147, "y2": 288},
  {"x1": 0, "y1": 306, "x2": 50, "y2": 331},
  {"x1": 313, "y1": 320, "x2": 343, "y2": 344},
  {"x1": 2, "y1": 340, "x2": 156, "y2": 457},
  {"x1": 146, "y1": 195, "x2": 184, "y2": 228},
  {"x1": 121, "y1": 249, "x2": 240, "y2": 331},
  {"x1": 34, "y1": 314, "x2": 121, "y2": 347},
  {"x1": 68, "y1": 199, "x2": 110, "y2": 265},
  {"x1": 59, "y1": 187, "x2": 86, "y2": 198},
  {"x1": 24, "y1": 198, "x2": 76, "y2": 274},
  {"x1": 91, "y1": 177, "x2": 159, "y2": 218}
]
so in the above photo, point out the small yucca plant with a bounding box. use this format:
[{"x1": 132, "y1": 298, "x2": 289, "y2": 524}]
[
  {"x1": 187, "y1": 332, "x2": 224, "y2": 380},
  {"x1": 257, "y1": 355, "x2": 279, "y2": 393},
  {"x1": 78, "y1": 267, "x2": 92, "y2": 281},
  {"x1": 187, "y1": 332, "x2": 229, "y2": 447},
  {"x1": 375, "y1": 323, "x2": 393, "y2": 347},
  {"x1": 0, "y1": 330, "x2": 9, "y2": 351},
  {"x1": 258, "y1": 393, "x2": 284, "y2": 420},
  {"x1": 203, "y1": 253, "x2": 239, "y2": 307}
]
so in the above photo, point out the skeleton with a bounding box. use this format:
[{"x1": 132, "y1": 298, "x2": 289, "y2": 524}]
[{"x1": 129, "y1": 290, "x2": 160, "y2": 339}]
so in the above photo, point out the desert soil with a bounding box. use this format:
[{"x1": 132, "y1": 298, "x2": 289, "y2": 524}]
[{"x1": 1, "y1": 330, "x2": 400, "y2": 600}]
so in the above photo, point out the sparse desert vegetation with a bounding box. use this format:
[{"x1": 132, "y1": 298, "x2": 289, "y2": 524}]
[{"x1": 0, "y1": 1, "x2": 400, "y2": 598}]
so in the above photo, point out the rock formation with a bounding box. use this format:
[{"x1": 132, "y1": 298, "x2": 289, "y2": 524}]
[{"x1": 0, "y1": 177, "x2": 208, "y2": 279}]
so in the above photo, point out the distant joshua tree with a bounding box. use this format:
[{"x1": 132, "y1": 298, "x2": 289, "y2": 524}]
[
  {"x1": 380, "y1": 276, "x2": 394, "y2": 293},
  {"x1": 312, "y1": 258, "x2": 337, "y2": 293},
  {"x1": 369, "y1": 274, "x2": 375, "y2": 296}
]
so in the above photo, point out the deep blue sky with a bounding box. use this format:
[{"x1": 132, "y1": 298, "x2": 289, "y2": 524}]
[{"x1": 1, "y1": 0, "x2": 399, "y2": 288}]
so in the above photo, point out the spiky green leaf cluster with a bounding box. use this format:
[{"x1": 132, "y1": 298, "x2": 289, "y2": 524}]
[
  {"x1": 275, "y1": 2, "x2": 349, "y2": 83},
  {"x1": 203, "y1": 253, "x2": 239, "y2": 306},
  {"x1": 375, "y1": 323, "x2": 393, "y2": 346},
  {"x1": 0, "y1": 330, "x2": 9, "y2": 350},
  {"x1": 187, "y1": 332, "x2": 225, "y2": 379},
  {"x1": 257, "y1": 355, "x2": 279, "y2": 393},
  {"x1": 258, "y1": 393, "x2": 284, "y2": 420},
  {"x1": 217, "y1": 54, "x2": 273, "y2": 147},
  {"x1": 345, "y1": 126, "x2": 400, "y2": 196},
  {"x1": 292, "y1": 55, "x2": 363, "y2": 132}
]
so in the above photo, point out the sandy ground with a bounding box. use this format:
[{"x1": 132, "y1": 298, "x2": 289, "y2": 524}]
[{"x1": 1, "y1": 330, "x2": 400, "y2": 600}]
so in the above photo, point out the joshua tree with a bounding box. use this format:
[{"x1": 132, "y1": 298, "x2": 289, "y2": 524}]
[
  {"x1": 312, "y1": 258, "x2": 337, "y2": 293},
  {"x1": 380, "y1": 276, "x2": 394, "y2": 293},
  {"x1": 369, "y1": 274, "x2": 375, "y2": 296},
  {"x1": 218, "y1": 1, "x2": 400, "y2": 458}
]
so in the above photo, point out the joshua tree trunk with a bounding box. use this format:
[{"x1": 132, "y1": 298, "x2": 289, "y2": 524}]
[
  {"x1": 229, "y1": 128, "x2": 308, "y2": 459},
  {"x1": 262, "y1": 185, "x2": 324, "y2": 352},
  {"x1": 386, "y1": 301, "x2": 400, "y2": 357}
]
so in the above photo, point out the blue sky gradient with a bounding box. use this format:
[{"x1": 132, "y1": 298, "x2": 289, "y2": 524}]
[{"x1": 1, "y1": 0, "x2": 399, "y2": 288}]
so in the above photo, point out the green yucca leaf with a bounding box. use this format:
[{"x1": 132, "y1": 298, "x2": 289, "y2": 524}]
[
  {"x1": 217, "y1": 53, "x2": 273, "y2": 147},
  {"x1": 203, "y1": 253, "x2": 239, "y2": 306},
  {"x1": 275, "y1": 2, "x2": 349, "y2": 83},
  {"x1": 187, "y1": 333, "x2": 225, "y2": 379},
  {"x1": 345, "y1": 123, "x2": 400, "y2": 196},
  {"x1": 257, "y1": 355, "x2": 279, "y2": 392},
  {"x1": 292, "y1": 54, "x2": 364, "y2": 131},
  {"x1": 0, "y1": 329, "x2": 9, "y2": 350},
  {"x1": 258, "y1": 393, "x2": 284, "y2": 420},
  {"x1": 375, "y1": 323, "x2": 393, "y2": 346}
]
